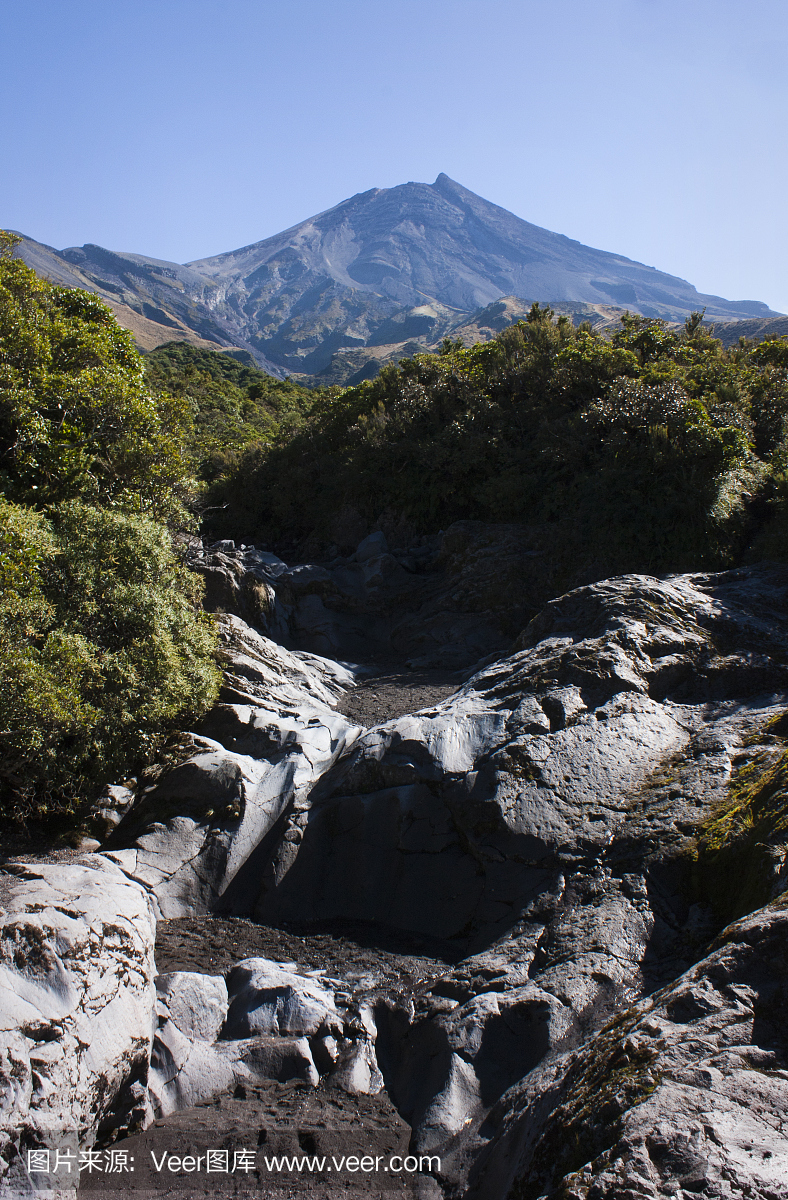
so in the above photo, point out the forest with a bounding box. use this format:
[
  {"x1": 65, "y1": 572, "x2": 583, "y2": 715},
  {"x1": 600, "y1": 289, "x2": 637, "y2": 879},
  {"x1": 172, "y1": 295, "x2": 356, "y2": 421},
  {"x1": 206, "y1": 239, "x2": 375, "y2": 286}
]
[
  {"x1": 206, "y1": 304, "x2": 788, "y2": 574},
  {"x1": 2, "y1": 236, "x2": 787, "y2": 824}
]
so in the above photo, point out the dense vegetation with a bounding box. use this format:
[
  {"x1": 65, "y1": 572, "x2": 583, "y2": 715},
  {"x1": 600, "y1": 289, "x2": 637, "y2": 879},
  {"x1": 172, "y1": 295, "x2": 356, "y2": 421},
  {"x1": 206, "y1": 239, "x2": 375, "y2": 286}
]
[
  {"x1": 143, "y1": 342, "x2": 316, "y2": 486},
  {"x1": 207, "y1": 305, "x2": 788, "y2": 575},
  {"x1": 0, "y1": 234, "x2": 219, "y2": 823},
  {"x1": 3, "y1": 232, "x2": 788, "y2": 827}
]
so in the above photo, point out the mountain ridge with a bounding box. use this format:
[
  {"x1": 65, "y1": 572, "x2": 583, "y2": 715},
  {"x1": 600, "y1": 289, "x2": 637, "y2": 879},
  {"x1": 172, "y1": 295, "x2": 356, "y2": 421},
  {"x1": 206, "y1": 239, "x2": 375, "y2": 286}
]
[
  {"x1": 186, "y1": 172, "x2": 778, "y2": 320},
  {"x1": 11, "y1": 174, "x2": 783, "y2": 377}
]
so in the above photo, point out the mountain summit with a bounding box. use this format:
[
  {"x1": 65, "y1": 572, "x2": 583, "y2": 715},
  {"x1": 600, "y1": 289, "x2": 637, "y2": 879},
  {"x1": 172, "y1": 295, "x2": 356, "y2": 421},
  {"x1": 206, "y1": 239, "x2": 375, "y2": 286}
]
[
  {"x1": 185, "y1": 173, "x2": 779, "y2": 371},
  {"x1": 14, "y1": 175, "x2": 781, "y2": 375},
  {"x1": 192, "y1": 172, "x2": 769, "y2": 315}
]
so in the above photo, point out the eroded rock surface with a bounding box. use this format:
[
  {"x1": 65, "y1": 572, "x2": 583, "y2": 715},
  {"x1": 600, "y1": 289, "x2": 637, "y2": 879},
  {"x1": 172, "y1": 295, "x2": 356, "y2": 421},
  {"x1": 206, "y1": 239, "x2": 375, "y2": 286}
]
[
  {"x1": 4, "y1": 560, "x2": 788, "y2": 1197},
  {"x1": 252, "y1": 565, "x2": 788, "y2": 1155},
  {"x1": 103, "y1": 614, "x2": 361, "y2": 917},
  {"x1": 453, "y1": 899, "x2": 788, "y2": 1199},
  {"x1": 0, "y1": 858, "x2": 156, "y2": 1193}
]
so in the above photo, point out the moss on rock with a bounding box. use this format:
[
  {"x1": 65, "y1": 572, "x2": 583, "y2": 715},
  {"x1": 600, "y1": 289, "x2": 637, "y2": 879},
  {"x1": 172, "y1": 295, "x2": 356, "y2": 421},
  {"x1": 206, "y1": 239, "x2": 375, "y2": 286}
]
[{"x1": 693, "y1": 712, "x2": 788, "y2": 923}]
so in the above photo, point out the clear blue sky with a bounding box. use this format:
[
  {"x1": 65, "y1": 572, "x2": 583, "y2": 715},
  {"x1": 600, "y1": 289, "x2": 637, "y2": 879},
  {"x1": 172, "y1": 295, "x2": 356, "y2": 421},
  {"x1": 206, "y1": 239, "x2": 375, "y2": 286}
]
[{"x1": 3, "y1": 0, "x2": 787, "y2": 311}]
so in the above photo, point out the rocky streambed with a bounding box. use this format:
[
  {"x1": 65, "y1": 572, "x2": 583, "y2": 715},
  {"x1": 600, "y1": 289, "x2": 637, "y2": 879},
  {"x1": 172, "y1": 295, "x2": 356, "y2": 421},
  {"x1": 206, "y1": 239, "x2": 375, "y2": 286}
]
[{"x1": 3, "y1": 534, "x2": 788, "y2": 1199}]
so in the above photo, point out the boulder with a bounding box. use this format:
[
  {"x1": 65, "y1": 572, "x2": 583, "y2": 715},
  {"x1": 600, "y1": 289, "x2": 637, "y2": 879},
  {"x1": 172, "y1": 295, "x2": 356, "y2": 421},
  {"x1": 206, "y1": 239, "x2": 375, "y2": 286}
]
[
  {"x1": 354, "y1": 531, "x2": 389, "y2": 562},
  {"x1": 223, "y1": 959, "x2": 342, "y2": 1039},
  {"x1": 104, "y1": 614, "x2": 362, "y2": 917},
  {"x1": 0, "y1": 858, "x2": 156, "y2": 1192},
  {"x1": 156, "y1": 971, "x2": 228, "y2": 1043},
  {"x1": 147, "y1": 965, "x2": 324, "y2": 1116},
  {"x1": 148, "y1": 957, "x2": 384, "y2": 1118},
  {"x1": 88, "y1": 783, "x2": 135, "y2": 841}
]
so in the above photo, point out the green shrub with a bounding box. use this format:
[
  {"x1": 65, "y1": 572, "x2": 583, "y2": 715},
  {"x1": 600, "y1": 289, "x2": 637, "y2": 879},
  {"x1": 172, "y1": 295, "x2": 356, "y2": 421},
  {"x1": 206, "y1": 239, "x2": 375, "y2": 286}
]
[
  {"x1": 0, "y1": 232, "x2": 194, "y2": 526},
  {"x1": 142, "y1": 341, "x2": 318, "y2": 486},
  {"x1": 209, "y1": 305, "x2": 768, "y2": 574},
  {"x1": 0, "y1": 235, "x2": 221, "y2": 824},
  {"x1": 0, "y1": 497, "x2": 219, "y2": 820}
]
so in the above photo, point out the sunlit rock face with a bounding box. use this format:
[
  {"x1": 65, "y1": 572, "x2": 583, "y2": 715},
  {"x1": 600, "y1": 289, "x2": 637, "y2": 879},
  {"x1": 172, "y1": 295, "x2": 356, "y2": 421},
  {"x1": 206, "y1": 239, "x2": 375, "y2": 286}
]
[
  {"x1": 258, "y1": 567, "x2": 788, "y2": 947},
  {"x1": 0, "y1": 858, "x2": 157, "y2": 1191},
  {"x1": 103, "y1": 613, "x2": 362, "y2": 919},
  {"x1": 4, "y1": 561, "x2": 788, "y2": 1197},
  {"x1": 451, "y1": 902, "x2": 788, "y2": 1200},
  {"x1": 250, "y1": 565, "x2": 788, "y2": 1157}
]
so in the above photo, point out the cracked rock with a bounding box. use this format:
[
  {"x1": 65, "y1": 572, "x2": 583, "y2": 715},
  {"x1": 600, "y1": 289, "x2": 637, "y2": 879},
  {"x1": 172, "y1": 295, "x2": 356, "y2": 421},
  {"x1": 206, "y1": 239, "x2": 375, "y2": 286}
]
[{"x1": 0, "y1": 858, "x2": 156, "y2": 1192}]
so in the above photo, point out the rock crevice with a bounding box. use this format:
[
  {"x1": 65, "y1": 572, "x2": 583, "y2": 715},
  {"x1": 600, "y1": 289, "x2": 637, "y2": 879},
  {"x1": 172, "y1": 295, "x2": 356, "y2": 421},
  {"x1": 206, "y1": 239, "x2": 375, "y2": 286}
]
[{"x1": 4, "y1": 559, "x2": 788, "y2": 1197}]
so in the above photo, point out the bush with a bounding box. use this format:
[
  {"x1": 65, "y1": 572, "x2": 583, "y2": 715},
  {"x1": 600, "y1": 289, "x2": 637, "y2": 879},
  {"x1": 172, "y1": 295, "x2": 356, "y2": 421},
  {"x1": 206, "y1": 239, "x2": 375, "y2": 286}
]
[
  {"x1": 0, "y1": 232, "x2": 194, "y2": 525},
  {"x1": 0, "y1": 235, "x2": 221, "y2": 824},
  {"x1": 210, "y1": 305, "x2": 764, "y2": 574},
  {"x1": 142, "y1": 341, "x2": 317, "y2": 486},
  {"x1": 0, "y1": 498, "x2": 219, "y2": 820}
]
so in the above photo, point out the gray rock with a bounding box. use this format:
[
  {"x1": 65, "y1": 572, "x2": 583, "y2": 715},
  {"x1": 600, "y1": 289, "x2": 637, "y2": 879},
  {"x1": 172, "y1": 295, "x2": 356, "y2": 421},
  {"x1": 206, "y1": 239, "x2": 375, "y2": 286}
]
[
  {"x1": 245, "y1": 549, "x2": 288, "y2": 576},
  {"x1": 156, "y1": 971, "x2": 228, "y2": 1043},
  {"x1": 83, "y1": 560, "x2": 788, "y2": 1168},
  {"x1": 187, "y1": 521, "x2": 588, "y2": 669},
  {"x1": 454, "y1": 899, "x2": 788, "y2": 1200},
  {"x1": 223, "y1": 958, "x2": 342, "y2": 1039},
  {"x1": 148, "y1": 957, "x2": 385, "y2": 1118},
  {"x1": 10, "y1": 561, "x2": 788, "y2": 1193},
  {"x1": 0, "y1": 858, "x2": 156, "y2": 1190},
  {"x1": 187, "y1": 542, "x2": 288, "y2": 641},
  {"x1": 147, "y1": 964, "x2": 326, "y2": 1116},
  {"x1": 149, "y1": 1020, "x2": 319, "y2": 1116},
  {"x1": 257, "y1": 683, "x2": 689, "y2": 945},
  {"x1": 104, "y1": 614, "x2": 361, "y2": 916},
  {"x1": 327, "y1": 1036, "x2": 385, "y2": 1095},
  {"x1": 88, "y1": 783, "x2": 135, "y2": 840},
  {"x1": 354, "y1": 531, "x2": 389, "y2": 562},
  {"x1": 363, "y1": 552, "x2": 403, "y2": 588},
  {"x1": 254, "y1": 565, "x2": 788, "y2": 1152}
]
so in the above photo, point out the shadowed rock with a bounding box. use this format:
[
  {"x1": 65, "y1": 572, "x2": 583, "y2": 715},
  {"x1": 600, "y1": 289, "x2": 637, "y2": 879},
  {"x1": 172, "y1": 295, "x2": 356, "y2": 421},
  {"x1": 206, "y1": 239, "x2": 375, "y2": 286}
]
[{"x1": 5, "y1": 560, "x2": 788, "y2": 1195}]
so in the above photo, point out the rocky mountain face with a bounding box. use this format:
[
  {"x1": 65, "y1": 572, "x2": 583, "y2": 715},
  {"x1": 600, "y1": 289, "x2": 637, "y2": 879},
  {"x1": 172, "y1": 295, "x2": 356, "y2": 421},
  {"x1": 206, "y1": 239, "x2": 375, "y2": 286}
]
[
  {"x1": 13, "y1": 175, "x2": 782, "y2": 380},
  {"x1": 186, "y1": 174, "x2": 778, "y2": 375},
  {"x1": 3, "y1": 532, "x2": 788, "y2": 1198},
  {"x1": 10, "y1": 233, "x2": 245, "y2": 359}
]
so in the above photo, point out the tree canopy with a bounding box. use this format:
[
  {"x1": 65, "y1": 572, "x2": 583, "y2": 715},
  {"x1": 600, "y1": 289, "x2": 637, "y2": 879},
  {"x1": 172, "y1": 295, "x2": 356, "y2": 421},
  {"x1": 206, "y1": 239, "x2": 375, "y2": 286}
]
[
  {"x1": 0, "y1": 235, "x2": 219, "y2": 822},
  {"x1": 0, "y1": 233, "x2": 194, "y2": 526},
  {"x1": 207, "y1": 303, "x2": 788, "y2": 576},
  {"x1": 142, "y1": 341, "x2": 316, "y2": 486}
]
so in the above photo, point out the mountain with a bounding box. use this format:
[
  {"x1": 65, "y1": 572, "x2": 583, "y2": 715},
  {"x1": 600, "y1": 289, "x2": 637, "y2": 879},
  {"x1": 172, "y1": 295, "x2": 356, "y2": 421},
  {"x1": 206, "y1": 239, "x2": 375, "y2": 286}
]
[
  {"x1": 13, "y1": 234, "x2": 226, "y2": 351},
  {"x1": 12, "y1": 174, "x2": 782, "y2": 377},
  {"x1": 309, "y1": 296, "x2": 632, "y2": 387},
  {"x1": 711, "y1": 313, "x2": 788, "y2": 348}
]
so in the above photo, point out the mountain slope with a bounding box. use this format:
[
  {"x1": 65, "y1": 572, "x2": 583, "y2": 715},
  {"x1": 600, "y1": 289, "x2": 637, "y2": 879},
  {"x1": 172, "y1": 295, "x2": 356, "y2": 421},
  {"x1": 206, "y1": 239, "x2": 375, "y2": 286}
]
[
  {"x1": 11, "y1": 233, "x2": 226, "y2": 355},
  {"x1": 11, "y1": 233, "x2": 288, "y2": 374},
  {"x1": 11, "y1": 175, "x2": 782, "y2": 376},
  {"x1": 185, "y1": 173, "x2": 779, "y2": 372}
]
